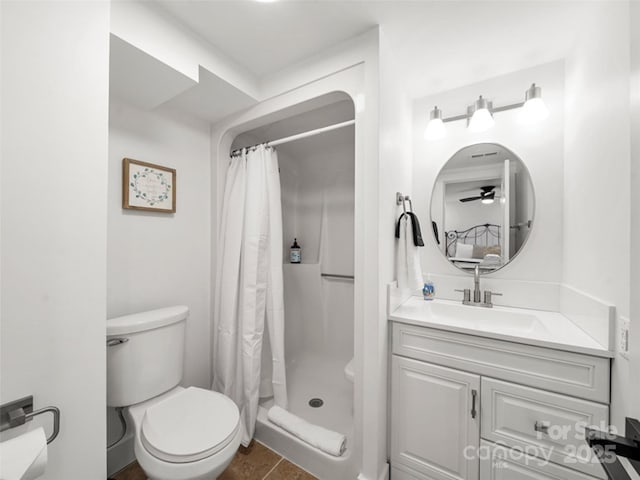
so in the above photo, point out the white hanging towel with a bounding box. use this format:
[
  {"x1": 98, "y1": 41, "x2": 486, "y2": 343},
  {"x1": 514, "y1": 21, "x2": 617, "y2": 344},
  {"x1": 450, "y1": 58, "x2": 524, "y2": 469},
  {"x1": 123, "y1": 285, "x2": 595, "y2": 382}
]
[
  {"x1": 396, "y1": 215, "x2": 424, "y2": 290},
  {"x1": 267, "y1": 406, "x2": 346, "y2": 457}
]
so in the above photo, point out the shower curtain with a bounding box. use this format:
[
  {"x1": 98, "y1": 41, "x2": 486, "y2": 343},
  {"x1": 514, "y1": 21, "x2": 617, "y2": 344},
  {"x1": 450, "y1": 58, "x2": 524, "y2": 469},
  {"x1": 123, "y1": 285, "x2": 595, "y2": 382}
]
[{"x1": 213, "y1": 145, "x2": 288, "y2": 446}]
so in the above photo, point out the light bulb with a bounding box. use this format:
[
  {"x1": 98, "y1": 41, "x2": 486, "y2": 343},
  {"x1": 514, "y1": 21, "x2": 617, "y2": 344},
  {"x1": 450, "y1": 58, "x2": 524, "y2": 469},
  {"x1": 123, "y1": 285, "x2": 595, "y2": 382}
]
[
  {"x1": 481, "y1": 197, "x2": 494, "y2": 205},
  {"x1": 468, "y1": 108, "x2": 494, "y2": 132},
  {"x1": 520, "y1": 83, "x2": 549, "y2": 124},
  {"x1": 468, "y1": 96, "x2": 494, "y2": 133},
  {"x1": 425, "y1": 118, "x2": 446, "y2": 141},
  {"x1": 424, "y1": 106, "x2": 446, "y2": 141},
  {"x1": 521, "y1": 97, "x2": 549, "y2": 123}
]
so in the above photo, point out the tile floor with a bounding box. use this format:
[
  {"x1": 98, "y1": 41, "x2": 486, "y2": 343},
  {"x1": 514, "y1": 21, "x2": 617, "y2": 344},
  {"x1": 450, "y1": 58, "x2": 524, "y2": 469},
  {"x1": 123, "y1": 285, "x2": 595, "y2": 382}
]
[{"x1": 111, "y1": 441, "x2": 317, "y2": 480}]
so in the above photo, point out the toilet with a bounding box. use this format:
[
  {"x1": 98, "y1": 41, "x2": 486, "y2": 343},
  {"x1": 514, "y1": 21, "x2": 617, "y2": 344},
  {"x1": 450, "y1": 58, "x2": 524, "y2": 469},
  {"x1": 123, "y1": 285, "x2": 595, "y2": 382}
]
[{"x1": 107, "y1": 306, "x2": 241, "y2": 480}]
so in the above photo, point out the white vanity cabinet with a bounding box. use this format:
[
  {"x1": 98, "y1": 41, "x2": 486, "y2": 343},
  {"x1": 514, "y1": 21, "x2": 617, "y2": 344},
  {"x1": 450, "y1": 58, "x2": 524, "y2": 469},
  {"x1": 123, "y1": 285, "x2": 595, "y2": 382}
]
[{"x1": 390, "y1": 321, "x2": 611, "y2": 480}]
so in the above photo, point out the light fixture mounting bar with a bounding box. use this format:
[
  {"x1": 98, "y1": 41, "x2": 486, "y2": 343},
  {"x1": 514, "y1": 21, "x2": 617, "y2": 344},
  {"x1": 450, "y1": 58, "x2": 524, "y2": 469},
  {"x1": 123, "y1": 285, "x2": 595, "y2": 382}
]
[
  {"x1": 491, "y1": 102, "x2": 525, "y2": 113},
  {"x1": 442, "y1": 113, "x2": 469, "y2": 123},
  {"x1": 441, "y1": 101, "x2": 524, "y2": 124}
]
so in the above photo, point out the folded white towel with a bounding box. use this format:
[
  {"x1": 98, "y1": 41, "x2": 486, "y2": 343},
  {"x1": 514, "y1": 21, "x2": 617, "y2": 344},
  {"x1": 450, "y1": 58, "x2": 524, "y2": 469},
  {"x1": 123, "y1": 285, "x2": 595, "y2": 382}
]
[
  {"x1": 396, "y1": 216, "x2": 424, "y2": 290},
  {"x1": 267, "y1": 405, "x2": 346, "y2": 457}
]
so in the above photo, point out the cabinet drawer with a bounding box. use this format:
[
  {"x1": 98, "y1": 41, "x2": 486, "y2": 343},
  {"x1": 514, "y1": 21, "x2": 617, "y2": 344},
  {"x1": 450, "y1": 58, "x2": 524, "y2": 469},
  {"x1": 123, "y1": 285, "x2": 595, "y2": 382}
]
[
  {"x1": 392, "y1": 322, "x2": 610, "y2": 403},
  {"x1": 479, "y1": 440, "x2": 603, "y2": 480},
  {"x1": 481, "y1": 378, "x2": 608, "y2": 478}
]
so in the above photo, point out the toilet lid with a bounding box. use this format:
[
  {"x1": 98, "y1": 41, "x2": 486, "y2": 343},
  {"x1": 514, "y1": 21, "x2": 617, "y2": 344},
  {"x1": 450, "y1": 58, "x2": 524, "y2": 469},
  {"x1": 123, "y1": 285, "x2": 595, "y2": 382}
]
[{"x1": 141, "y1": 387, "x2": 240, "y2": 463}]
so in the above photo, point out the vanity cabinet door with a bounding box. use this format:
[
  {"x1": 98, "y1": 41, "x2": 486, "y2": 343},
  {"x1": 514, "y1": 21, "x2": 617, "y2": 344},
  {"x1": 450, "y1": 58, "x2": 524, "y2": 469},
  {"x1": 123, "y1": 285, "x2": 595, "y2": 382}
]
[{"x1": 391, "y1": 355, "x2": 480, "y2": 480}]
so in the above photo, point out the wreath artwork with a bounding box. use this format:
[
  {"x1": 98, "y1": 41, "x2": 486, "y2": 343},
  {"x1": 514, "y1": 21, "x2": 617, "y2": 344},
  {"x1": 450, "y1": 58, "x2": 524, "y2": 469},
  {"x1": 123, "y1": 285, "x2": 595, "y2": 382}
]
[
  {"x1": 122, "y1": 158, "x2": 176, "y2": 213},
  {"x1": 130, "y1": 168, "x2": 171, "y2": 205}
]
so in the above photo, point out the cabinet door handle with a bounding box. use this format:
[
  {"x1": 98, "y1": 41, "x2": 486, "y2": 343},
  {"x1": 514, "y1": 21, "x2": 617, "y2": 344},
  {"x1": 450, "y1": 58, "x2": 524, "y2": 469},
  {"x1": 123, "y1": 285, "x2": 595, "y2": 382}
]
[{"x1": 471, "y1": 389, "x2": 477, "y2": 419}]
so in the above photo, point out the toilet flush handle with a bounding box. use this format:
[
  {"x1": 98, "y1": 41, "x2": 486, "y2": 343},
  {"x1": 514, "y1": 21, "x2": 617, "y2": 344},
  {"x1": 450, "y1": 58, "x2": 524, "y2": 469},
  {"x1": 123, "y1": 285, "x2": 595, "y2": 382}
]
[{"x1": 107, "y1": 338, "x2": 129, "y2": 347}]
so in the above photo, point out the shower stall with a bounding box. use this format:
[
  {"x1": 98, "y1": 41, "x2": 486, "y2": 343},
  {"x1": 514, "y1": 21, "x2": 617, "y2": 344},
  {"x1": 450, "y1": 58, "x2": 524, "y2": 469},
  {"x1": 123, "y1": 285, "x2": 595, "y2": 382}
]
[{"x1": 229, "y1": 98, "x2": 356, "y2": 479}]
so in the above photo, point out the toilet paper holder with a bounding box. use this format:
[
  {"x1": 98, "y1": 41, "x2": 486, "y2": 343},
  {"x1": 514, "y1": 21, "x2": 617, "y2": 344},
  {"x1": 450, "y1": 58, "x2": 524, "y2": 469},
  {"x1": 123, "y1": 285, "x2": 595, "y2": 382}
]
[{"x1": 0, "y1": 395, "x2": 60, "y2": 444}]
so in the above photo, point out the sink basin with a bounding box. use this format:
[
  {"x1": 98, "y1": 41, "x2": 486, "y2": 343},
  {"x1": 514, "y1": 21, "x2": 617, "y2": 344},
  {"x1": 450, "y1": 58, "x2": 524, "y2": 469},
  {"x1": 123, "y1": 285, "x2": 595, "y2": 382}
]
[
  {"x1": 427, "y1": 301, "x2": 548, "y2": 336},
  {"x1": 389, "y1": 296, "x2": 612, "y2": 357}
]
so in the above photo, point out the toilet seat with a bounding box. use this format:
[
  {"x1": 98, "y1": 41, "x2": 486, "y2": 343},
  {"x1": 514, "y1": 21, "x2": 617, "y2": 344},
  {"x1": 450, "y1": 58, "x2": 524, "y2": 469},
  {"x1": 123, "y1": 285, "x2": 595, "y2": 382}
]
[{"x1": 141, "y1": 387, "x2": 240, "y2": 464}]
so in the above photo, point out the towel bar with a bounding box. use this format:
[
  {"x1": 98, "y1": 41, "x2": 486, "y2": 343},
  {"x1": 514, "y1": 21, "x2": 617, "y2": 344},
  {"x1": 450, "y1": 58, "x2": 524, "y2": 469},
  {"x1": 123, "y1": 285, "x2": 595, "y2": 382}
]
[{"x1": 0, "y1": 395, "x2": 60, "y2": 444}]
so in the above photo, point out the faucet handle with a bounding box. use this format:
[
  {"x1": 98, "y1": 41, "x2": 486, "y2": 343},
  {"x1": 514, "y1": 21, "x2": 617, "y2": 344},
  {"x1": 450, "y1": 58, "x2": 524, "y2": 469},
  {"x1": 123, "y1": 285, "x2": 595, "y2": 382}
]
[
  {"x1": 455, "y1": 288, "x2": 471, "y2": 303},
  {"x1": 483, "y1": 290, "x2": 502, "y2": 307}
]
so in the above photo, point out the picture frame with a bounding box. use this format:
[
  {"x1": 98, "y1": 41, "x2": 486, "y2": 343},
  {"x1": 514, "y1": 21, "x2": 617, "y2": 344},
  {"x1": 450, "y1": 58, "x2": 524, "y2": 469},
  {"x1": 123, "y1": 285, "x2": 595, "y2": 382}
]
[{"x1": 122, "y1": 158, "x2": 176, "y2": 213}]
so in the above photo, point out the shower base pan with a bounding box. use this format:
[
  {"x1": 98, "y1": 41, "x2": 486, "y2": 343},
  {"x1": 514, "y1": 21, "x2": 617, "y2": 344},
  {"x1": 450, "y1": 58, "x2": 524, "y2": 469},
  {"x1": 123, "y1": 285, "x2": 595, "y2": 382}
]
[{"x1": 255, "y1": 353, "x2": 356, "y2": 479}]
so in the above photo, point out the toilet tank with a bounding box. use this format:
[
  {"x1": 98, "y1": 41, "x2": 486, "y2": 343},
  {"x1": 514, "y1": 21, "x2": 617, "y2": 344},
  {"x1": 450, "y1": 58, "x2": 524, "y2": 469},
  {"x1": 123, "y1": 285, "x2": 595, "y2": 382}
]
[{"x1": 107, "y1": 306, "x2": 188, "y2": 407}]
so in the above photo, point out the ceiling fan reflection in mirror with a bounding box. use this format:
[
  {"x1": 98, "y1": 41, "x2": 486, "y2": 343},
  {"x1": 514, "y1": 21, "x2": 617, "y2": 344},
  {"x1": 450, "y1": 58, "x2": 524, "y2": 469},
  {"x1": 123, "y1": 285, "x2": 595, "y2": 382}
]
[{"x1": 459, "y1": 185, "x2": 497, "y2": 204}]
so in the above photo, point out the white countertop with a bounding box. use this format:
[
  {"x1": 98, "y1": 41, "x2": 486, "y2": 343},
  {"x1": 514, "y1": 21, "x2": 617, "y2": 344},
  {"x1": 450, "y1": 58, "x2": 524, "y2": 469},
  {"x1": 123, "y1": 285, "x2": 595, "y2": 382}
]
[{"x1": 389, "y1": 296, "x2": 613, "y2": 358}]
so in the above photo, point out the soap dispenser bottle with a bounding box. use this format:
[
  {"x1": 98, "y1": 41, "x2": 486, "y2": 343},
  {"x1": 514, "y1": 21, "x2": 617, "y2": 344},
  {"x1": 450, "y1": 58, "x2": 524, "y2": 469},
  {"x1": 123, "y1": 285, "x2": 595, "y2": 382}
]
[
  {"x1": 423, "y1": 276, "x2": 435, "y2": 301},
  {"x1": 290, "y1": 238, "x2": 301, "y2": 264}
]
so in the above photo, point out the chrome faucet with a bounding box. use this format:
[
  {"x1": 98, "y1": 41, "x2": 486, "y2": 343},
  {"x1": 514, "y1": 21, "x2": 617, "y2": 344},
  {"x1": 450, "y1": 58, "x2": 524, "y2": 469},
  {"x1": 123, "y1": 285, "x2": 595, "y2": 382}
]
[
  {"x1": 455, "y1": 265, "x2": 502, "y2": 308},
  {"x1": 473, "y1": 265, "x2": 482, "y2": 304}
]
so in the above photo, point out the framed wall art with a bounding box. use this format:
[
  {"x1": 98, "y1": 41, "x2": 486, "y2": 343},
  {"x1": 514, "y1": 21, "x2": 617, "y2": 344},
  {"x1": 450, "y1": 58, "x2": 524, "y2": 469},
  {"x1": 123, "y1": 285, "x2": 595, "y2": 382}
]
[{"x1": 122, "y1": 158, "x2": 176, "y2": 213}]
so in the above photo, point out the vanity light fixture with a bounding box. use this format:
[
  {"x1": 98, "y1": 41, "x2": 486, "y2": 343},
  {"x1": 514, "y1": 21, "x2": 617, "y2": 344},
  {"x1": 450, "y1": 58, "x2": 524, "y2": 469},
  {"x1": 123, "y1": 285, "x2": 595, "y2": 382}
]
[
  {"x1": 424, "y1": 106, "x2": 446, "y2": 140},
  {"x1": 424, "y1": 83, "x2": 548, "y2": 141}
]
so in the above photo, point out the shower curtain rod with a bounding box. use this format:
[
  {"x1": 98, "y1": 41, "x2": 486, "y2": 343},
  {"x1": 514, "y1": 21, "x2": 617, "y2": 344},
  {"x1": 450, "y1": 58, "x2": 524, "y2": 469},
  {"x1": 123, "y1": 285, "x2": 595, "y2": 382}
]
[{"x1": 231, "y1": 119, "x2": 355, "y2": 156}]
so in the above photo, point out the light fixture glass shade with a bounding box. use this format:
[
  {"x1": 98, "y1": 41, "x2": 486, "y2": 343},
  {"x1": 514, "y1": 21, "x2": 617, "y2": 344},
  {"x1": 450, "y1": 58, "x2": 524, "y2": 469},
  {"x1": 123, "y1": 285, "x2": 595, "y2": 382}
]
[
  {"x1": 520, "y1": 83, "x2": 549, "y2": 123},
  {"x1": 424, "y1": 106, "x2": 446, "y2": 141},
  {"x1": 521, "y1": 97, "x2": 549, "y2": 123},
  {"x1": 481, "y1": 197, "x2": 494, "y2": 204},
  {"x1": 468, "y1": 97, "x2": 494, "y2": 133}
]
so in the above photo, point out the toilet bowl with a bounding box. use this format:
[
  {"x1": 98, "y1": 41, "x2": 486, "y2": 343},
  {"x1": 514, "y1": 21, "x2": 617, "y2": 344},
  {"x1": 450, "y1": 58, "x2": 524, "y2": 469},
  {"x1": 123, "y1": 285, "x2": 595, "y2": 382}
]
[
  {"x1": 107, "y1": 306, "x2": 241, "y2": 480},
  {"x1": 127, "y1": 386, "x2": 241, "y2": 480}
]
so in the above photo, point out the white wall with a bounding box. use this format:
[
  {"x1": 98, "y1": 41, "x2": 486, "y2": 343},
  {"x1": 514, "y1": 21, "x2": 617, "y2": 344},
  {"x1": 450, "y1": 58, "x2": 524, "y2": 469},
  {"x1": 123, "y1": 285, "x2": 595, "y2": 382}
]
[
  {"x1": 628, "y1": 0, "x2": 640, "y2": 422},
  {"x1": 110, "y1": 0, "x2": 258, "y2": 98},
  {"x1": 106, "y1": 99, "x2": 211, "y2": 474},
  {"x1": 0, "y1": 2, "x2": 109, "y2": 479},
  {"x1": 108, "y1": 99, "x2": 212, "y2": 390},
  {"x1": 563, "y1": 2, "x2": 631, "y2": 430},
  {"x1": 413, "y1": 61, "x2": 565, "y2": 284},
  {"x1": 378, "y1": 28, "x2": 414, "y2": 474}
]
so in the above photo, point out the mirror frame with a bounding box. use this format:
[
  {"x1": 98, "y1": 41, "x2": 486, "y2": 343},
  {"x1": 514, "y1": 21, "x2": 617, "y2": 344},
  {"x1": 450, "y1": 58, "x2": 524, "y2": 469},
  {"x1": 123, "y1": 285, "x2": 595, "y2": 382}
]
[{"x1": 429, "y1": 142, "x2": 536, "y2": 275}]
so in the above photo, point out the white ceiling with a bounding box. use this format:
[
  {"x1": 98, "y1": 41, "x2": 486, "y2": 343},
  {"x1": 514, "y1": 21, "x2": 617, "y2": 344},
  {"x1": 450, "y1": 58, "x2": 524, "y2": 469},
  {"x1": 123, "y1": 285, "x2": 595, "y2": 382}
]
[
  {"x1": 157, "y1": 1, "x2": 377, "y2": 77},
  {"x1": 156, "y1": 0, "x2": 596, "y2": 97}
]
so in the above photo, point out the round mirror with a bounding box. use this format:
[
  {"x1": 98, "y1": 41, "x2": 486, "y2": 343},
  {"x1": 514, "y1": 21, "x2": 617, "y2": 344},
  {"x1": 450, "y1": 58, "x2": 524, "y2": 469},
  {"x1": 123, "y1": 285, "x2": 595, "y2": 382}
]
[{"x1": 430, "y1": 143, "x2": 534, "y2": 273}]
